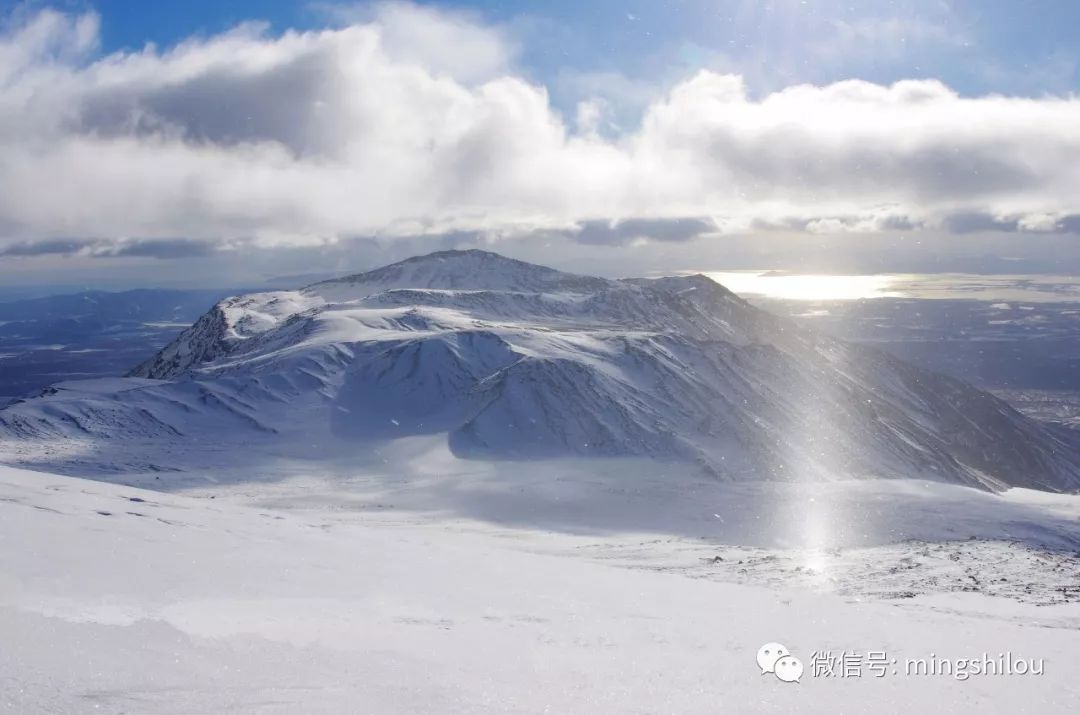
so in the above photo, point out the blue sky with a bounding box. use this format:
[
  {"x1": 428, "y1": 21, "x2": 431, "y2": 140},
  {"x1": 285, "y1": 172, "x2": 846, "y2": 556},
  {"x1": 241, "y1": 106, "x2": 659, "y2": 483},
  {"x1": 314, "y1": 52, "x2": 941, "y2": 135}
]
[
  {"x1": 2, "y1": 1, "x2": 1080, "y2": 288},
  {"x1": 70, "y1": 0, "x2": 1080, "y2": 100}
]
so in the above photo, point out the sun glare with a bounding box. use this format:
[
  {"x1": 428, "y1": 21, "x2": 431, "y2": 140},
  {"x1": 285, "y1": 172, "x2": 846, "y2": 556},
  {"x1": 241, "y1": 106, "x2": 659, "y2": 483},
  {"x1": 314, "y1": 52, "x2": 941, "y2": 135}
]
[{"x1": 704, "y1": 272, "x2": 900, "y2": 301}]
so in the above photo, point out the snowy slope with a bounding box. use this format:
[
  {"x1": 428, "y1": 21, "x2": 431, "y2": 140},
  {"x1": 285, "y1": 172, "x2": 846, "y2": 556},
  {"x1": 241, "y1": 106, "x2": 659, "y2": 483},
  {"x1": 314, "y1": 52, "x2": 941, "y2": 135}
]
[
  {"x1": 3, "y1": 249, "x2": 1080, "y2": 492},
  {"x1": 4, "y1": 464, "x2": 1080, "y2": 713}
]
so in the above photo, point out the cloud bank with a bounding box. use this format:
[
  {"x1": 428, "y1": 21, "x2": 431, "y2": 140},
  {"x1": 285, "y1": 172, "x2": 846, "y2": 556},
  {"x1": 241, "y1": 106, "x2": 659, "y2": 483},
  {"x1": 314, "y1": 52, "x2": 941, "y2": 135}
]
[{"x1": 3, "y1": 4, "x2": 1080, "y2": 256}]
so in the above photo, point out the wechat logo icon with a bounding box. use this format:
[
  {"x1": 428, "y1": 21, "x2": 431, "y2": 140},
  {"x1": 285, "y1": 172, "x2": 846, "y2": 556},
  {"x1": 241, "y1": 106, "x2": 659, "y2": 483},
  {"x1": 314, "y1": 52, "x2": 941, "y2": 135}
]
[{"x1": 757, "y1": 642, "x2": 803, "y2": 683}]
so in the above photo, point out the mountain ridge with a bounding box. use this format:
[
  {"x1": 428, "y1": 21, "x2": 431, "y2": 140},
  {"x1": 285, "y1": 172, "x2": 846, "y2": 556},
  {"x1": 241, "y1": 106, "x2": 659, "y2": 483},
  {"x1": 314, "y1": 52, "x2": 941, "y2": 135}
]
[{"x1": 3, "y1": 250, "x2": 1079, "y2": 492}]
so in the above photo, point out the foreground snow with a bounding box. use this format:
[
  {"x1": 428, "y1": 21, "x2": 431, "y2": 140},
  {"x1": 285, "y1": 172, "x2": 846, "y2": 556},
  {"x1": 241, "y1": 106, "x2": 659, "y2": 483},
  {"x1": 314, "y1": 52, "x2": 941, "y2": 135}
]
[{"x1": 3, "y1": 461, "x2": 1079, "y2": 713}]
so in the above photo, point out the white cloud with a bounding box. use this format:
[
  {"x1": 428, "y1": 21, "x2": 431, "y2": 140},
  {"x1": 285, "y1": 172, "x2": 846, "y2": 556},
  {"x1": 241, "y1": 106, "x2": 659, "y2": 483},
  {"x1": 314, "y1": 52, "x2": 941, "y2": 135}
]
[
  {"x1": 574, "y1": 99, "x2": 605, "y2": 137},
  {"x1": 0, "y1": 8, "x2": 99, "y2": 78},
  {"x1": 2, "y1": 4, "x2": 1080, "y2": 256},
  {"x1": 556, "y1": 69, "x2": 666, "y2": 126},
  {"x1": 315, "y1": 1, "x2": 516, "y2": 83},
  {"x1": 1017, "y1": 213, "x2": 1062, "y2": 233}
]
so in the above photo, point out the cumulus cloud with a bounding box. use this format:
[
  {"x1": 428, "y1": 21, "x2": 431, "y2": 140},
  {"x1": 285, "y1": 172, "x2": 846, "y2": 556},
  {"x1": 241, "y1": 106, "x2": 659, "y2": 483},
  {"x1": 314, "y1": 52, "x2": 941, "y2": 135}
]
[
  {"x1": 316, "y1": 1, "x2": 517, "y2": 83},
  {"x1": 2, "y1": 3, "x2": 1080, "y2": 258}
]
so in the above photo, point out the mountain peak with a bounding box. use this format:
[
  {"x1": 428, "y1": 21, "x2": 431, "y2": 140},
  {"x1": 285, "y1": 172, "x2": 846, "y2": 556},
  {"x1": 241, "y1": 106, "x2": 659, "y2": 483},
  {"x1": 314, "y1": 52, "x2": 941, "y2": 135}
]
[
  {"x1": 369, "y1": 248, "x2": 545, "y2": 273},
  {"x1": 306, "y1": 249, "x2": 608, "y2": 297}
]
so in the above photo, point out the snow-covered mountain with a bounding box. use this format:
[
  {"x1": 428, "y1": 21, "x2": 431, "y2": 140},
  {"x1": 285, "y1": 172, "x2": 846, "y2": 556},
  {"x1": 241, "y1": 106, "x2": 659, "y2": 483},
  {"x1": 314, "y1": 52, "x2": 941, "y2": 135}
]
[{"x1": 3, "y1": 249, "x2": 1080, "y2": 492}]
